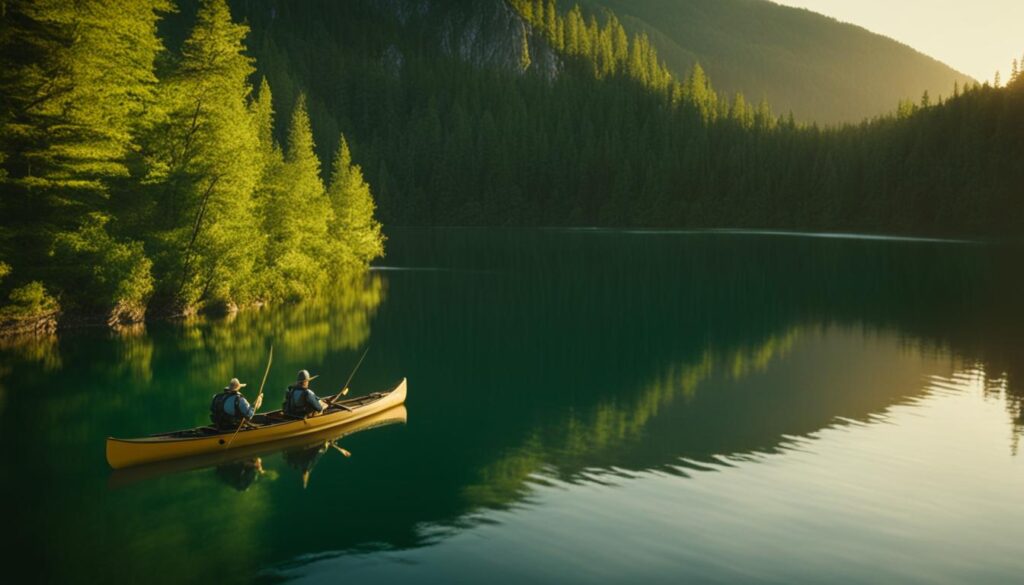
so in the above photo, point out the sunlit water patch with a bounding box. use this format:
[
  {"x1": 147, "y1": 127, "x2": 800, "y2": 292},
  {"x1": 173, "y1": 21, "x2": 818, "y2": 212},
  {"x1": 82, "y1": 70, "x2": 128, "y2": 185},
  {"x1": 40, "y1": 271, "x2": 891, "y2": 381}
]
[{"x1": 270, "y1": 368, "x2": 1023, "y2": 585}]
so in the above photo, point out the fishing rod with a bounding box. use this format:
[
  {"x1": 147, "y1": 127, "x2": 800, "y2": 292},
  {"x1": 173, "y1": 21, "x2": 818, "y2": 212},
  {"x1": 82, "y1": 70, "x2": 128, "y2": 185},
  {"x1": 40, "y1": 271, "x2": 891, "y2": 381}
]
[{"x1": 326, "y1": 346, "x2": 370, "y2": 406}]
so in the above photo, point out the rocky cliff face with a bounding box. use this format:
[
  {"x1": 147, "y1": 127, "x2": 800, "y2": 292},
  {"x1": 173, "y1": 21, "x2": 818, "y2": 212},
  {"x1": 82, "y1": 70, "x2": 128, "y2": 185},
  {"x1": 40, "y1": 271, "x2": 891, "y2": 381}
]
[{"x1": 379, "y1": 0, "x2": 562, "y2": 79}]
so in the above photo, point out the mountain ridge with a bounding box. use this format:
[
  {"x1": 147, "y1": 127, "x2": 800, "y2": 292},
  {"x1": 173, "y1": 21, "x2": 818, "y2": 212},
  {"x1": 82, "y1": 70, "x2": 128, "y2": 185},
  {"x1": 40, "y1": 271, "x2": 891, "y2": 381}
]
[{"x1": 579, "y1": 0, "x2": 975, "y2": 123}]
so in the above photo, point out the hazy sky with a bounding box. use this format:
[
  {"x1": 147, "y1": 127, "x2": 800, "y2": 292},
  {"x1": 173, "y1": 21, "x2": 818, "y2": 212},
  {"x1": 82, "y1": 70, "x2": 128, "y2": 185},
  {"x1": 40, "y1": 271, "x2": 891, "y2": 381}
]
[{"x1": 773, "y1": 1, "x2": 1023, "y2": 82}]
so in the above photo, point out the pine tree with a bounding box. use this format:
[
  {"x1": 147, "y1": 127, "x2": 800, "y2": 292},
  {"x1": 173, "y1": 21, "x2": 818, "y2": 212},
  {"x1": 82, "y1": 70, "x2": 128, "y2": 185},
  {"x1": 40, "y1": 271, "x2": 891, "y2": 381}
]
[
  {"x1": 754, "y1": 98, "x2": 776, "y2": 131},
  {"x1": 327, "y1": 135, "x2": 385, "y2": 270},
  {"x1": 896, "y1": 98, "x2": 916, "y2": 120},
  {"x1": 565, "y1": 5, "x2": 584, "y2": 56},
  {"x1": 262, "y1": 94, "x2": 333, "y2": 300},
  {"x1": 250, "y1": 77, "x2": 287, "y2": 298},
  {"x1": 532, "y1": 0, "x2": 544, "y2": 28},
  {"x1": 519, "y1": 0, "x2": 533, "y2": 24},
  {"x1": 730, "y1": 93, "x2": 753, "y2": 128},
  {"x1": 143, "y1": 0, "x2": 262, "y2": 311},
  {"x1": 610, "y1": 17, "x2": 629, "y2": 67},
  {"x1": 519, "y1": 31, "x2": 532, "y2": 72},
  {"x1": 252, "y1": 77, "x2": 278, "y2": 160},
  {"x1": 0, "y1": 0, "x2": 170, "y2": 197},
  {"x1": 0, "y1": 0, "x2": 169, "y2": 317},
  {"x1": 586, "y1": 15, "x2": 600, "y2": 60},
  {"x1": 597, "y1": 18, "x2": 615, "y2": 77},
  {"x1": 544, "y1": 0, "x2": 559, "y2": 48},
  {"x1": 683, "y1": 63, "x2": 716, "y2": 122},
  {"x1": 628, "y1": 35, "x2": 647, "y2": 84}
]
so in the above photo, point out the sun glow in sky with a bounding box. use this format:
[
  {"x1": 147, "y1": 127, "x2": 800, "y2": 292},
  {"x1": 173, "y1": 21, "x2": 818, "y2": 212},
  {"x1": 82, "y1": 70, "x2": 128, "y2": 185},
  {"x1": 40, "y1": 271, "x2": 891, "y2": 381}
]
[{"x1": 773, "y1": 0, "x2": 1024, "y2": 82}]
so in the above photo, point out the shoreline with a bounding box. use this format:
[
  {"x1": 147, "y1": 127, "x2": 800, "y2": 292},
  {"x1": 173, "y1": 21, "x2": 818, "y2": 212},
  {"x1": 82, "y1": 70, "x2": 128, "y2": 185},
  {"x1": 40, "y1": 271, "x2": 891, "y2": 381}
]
[{"x1": 0, "y1": 298, "x2": 268, "y2": 341}]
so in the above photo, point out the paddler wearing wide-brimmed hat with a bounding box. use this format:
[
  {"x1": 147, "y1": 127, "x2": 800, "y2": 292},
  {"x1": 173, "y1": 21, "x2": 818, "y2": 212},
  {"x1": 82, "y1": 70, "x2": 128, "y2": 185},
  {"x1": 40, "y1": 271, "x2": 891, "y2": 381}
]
[
  {"x1": 282, "y1": 369, "x2": 329, "y2": 418},
  {"x1": 210, "y1": 377, "x2": 264, "y2": 430}
]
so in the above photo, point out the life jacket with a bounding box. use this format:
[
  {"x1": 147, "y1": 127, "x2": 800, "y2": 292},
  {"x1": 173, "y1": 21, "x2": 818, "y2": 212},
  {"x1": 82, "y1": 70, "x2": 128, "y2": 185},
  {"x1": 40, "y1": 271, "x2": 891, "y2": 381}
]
[
  {"x1": 283, "y1": 385, "x2": 317, "y2": 417},
  {"x1": 210, "y1": 390, "x2": 243, "y2": 428}
]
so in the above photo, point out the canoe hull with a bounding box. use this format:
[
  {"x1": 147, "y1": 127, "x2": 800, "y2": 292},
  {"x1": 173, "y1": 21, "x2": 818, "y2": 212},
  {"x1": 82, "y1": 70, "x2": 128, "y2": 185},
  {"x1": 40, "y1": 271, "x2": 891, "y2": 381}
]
[
  {"x1": 108, "y1": 405, "x2": 407, "y2": 488},
  {"x1": 106, "y1": 378, "x2": 407, "y2": 469}
]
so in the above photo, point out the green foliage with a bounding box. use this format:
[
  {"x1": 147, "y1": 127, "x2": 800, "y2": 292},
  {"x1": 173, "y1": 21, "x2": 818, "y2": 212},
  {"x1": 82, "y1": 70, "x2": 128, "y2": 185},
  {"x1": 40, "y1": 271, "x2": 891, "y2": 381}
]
[
  {"x1": 261, "y1": 94, "x2": 333, "y2": 301},
  {"x1": 0, "y1": 0, "x2": 170, "y2": 309},
  {"x1": 0, "y1": 0, "x2": 170, "y2": 195},
  {"x1": 519, "y1": 32, "x2": 532, "y2": 72},
  {"x1": 0, "y1": 0, "x2": 385, "y2": 331},
  {"x1": 515, "y1": 0, "x2": 672, "y2": 90},
  {"x1": 234, "y1": 0, "x2": 1022, "y2": 236},
  {"x1": 249, "y1": 77, "x2": 288, "y2": 298},
  {"x1": 681, "y1": 62, "x2": 717, "y2": 121},
  {"x1": 0, "y1": 282, "x2": 59, "y2": 321},
  {"x1": 50, "y1": 213, "x2": 154, "y2": 312},
  {"x1": 327, "y1": 136, "x2": 385, "y2": 269},
  {"x1": 141, "y1": 0, "x2": 266, "y2": 311},
  {"x1": 0, "y1": 0, "x2": 1017, "y2": 332},
  {"x1": 242, "y1": 0, "x2": 768, "y2": 226},
  {"x1": 1010, "y1": 54, "x2": 1024, "y2": 89}
]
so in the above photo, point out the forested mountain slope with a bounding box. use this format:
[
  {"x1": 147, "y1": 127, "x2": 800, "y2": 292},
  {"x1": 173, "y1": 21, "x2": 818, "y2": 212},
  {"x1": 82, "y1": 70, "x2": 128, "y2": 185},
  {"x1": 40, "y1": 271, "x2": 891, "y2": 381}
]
[
  {"x1": 223, "y1": 0, "x2": 1021, "y2": 234},
  {"x1": 579, "y1": 0, "x2": 975, "y2": 123}
]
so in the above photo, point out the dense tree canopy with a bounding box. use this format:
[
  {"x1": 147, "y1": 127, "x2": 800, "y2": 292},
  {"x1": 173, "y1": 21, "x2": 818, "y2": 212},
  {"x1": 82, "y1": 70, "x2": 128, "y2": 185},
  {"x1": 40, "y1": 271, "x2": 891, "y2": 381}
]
[
  {"x1": 328, "y1": 136, "x2": 385, "y2": 270},
  {"x1": 0, "y1": 0, "x2": 385, "y2": 329}
]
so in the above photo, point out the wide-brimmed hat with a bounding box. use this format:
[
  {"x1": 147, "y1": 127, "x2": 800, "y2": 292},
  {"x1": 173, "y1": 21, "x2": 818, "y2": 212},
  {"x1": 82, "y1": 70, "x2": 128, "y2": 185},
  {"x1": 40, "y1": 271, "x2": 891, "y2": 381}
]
[
  {"x1": 225, "y1": 378, "x2": 247, "y2": 391},
  {"x1": 296, "y1": 369, "x2": 319, "y2": 382}
]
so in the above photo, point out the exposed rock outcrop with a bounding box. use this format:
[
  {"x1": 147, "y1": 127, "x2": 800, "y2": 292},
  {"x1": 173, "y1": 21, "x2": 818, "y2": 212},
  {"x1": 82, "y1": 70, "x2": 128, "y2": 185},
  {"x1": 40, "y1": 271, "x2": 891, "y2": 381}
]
[{"x1": 380, "y1": 0, "x2": 562, "y2": 79}]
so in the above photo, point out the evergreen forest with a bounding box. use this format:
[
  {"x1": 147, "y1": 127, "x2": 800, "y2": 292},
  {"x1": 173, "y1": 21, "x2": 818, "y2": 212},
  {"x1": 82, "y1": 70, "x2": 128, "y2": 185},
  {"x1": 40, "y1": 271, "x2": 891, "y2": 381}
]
[
  {"x1": 1, "y1": 0, "x2": 1022, "y2": 333},
  {"x1": 232, "y1": 0, "x2": 1022, "y2": 232},
  {"x1": 0, "y1": 0, "x2": 384, "y2": 332},
  {"x1": 578, "y1": 0, "x2": 975, "y2": 124}
]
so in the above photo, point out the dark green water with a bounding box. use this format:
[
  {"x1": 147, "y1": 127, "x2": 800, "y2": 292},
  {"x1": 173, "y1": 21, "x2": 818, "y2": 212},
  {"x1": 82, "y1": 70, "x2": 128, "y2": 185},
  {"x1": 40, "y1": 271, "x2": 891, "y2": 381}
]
[{"x1": 2, "y1": 228, "x2": 1023, "y2": 584}]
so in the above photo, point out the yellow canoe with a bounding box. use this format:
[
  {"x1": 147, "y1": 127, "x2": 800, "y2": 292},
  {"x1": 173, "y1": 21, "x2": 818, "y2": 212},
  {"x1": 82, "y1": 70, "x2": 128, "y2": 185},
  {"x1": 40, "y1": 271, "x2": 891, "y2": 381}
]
[
  {"x1": 108, "y1": 404, "x2": 407, "y2": 488},
  {"x1": 106, "y1": 378, "x2": 407, "y2": 469}
]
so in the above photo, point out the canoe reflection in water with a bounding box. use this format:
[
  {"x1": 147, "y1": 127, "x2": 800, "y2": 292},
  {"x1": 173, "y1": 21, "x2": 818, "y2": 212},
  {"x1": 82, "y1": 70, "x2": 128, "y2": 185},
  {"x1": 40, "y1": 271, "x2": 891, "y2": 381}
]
[
  {"x1": 284, "y1": 442, "x2": 330, "y2": 489},
  {"x1": 108, "y1": 405, "x2": 407, "y2": 489},
  {"x1": 215, "y1": 457, "x2": 266, "y2": 492}
]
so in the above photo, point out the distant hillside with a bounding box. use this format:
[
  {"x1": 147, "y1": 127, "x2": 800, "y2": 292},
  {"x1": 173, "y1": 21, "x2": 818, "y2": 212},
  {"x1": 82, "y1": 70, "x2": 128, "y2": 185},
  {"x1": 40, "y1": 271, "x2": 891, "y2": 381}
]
[
  {"x1": 580, "y1": 0, "x2": 975, "y2": 123},
  {"x1": 206, "y1": 0, "x2": 1021, "y2": 236}
]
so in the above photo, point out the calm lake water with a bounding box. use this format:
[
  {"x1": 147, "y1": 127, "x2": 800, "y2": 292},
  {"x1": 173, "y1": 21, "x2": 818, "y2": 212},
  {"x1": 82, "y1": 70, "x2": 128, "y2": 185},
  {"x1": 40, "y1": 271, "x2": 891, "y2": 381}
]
[{"x1": 2, "y1": 228, "x2": 1023, "y2": 584}]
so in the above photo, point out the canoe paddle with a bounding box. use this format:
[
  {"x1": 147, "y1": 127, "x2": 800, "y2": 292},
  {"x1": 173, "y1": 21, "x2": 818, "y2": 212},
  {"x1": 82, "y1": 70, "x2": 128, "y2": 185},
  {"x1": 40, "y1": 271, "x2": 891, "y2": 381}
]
[
  {"x1": 225, "y1": 344, "x2": 273, "y2": 448},
  {"x1": 326, "y1": 346, "x2": 370, "y2": 406},
  {"x1": 329, "y1": 441, "x2": 351, "y2": 457}
]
